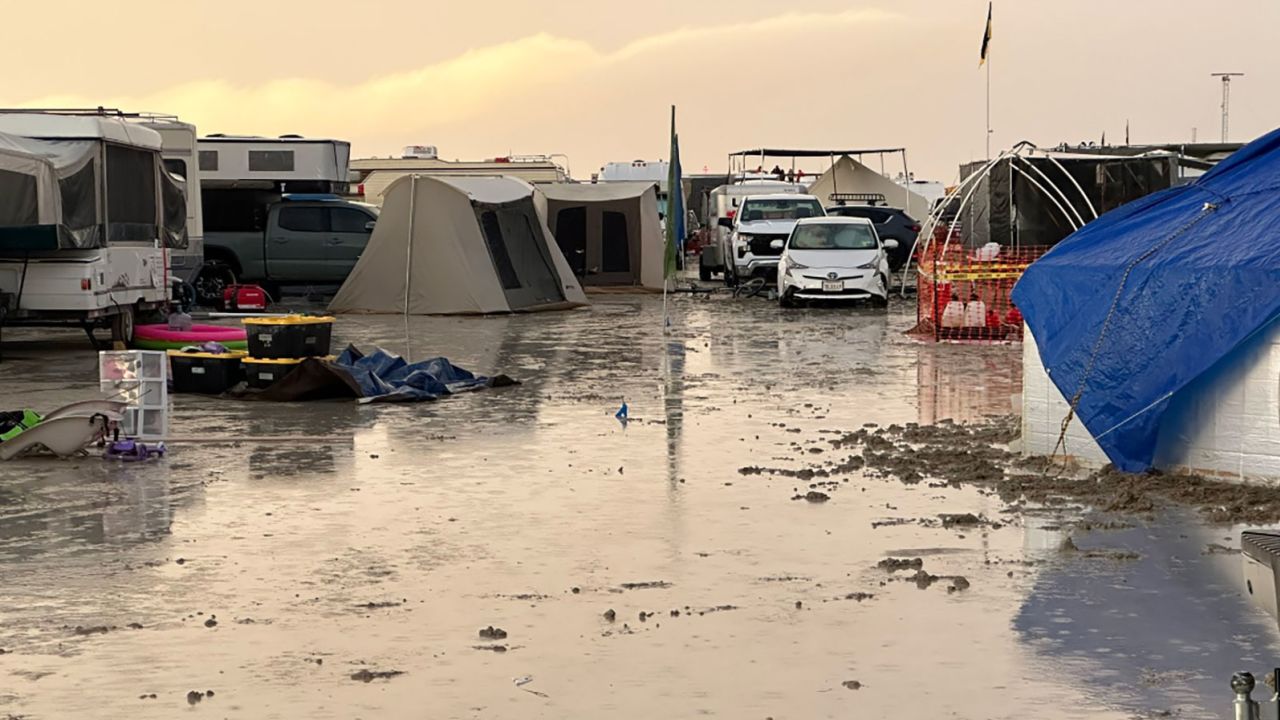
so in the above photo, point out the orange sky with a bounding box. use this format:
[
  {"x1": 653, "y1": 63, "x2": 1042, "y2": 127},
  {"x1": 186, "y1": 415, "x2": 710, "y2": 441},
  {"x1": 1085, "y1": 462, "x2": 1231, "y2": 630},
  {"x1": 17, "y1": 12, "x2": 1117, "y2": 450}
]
[{"x1": 4, "y1": 0, "x2": 1275, "y2": 180}]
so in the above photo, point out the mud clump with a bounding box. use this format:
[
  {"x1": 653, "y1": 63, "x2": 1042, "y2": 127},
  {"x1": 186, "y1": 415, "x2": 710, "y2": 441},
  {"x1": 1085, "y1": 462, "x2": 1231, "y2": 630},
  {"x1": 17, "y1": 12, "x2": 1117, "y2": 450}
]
[
  {"x1": 478, "y1": 626, "x2": 508, "y2": 640},
  {"x1": 350, "y1": 669, "x2": 404, "y2": 683},
  {"x1": 473, "y1": 644, "x2": 508, "y2": 653},
  {"x1": 185, "y1": 690, "x2": 213, "y2": 705},
  {"x1": 876, "y1": 557, "x2": 924, "y2": 572},
  {"x1": 842, "y1": 680, "x2": 863, "y2": 690},
  {"x1": 73, "y1": 625, "x2": 113, "y2": 636},
  {"x1": 620, "y1": 581, "x2": 672, "y2": 590},
  {"x1": 792, "y1": 491, "x2": 829, "y2": 503},
  {"x1": 948, "y1": 577, "x2": 971, "y2": 593},
  {"x1": 603, "y1": 609, "x2": 616, "y2": 622},
  {"x1": 357, "y1": 600, "x2": 404, "y2": 610}
]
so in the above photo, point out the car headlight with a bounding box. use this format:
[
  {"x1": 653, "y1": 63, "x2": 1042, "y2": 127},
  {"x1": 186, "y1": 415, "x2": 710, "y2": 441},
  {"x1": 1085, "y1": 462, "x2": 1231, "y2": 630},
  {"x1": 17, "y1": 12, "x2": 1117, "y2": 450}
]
[
  {"x1": 857, "y1": 260, "x2": 877, "y2": 269},
  {"x1": 787, "y1": 260, "x2": 809, "y2": 270}
]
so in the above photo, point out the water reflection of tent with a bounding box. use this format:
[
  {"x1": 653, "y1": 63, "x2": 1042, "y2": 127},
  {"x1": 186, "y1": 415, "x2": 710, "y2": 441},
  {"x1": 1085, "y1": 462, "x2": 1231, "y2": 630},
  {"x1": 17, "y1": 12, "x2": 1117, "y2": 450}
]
[
  {"x1": 538, "y1": 182, "x2": 664, "y2": 290},
  {"x1": 329, "y1": 175, "x2": 587, "y2": 316}
]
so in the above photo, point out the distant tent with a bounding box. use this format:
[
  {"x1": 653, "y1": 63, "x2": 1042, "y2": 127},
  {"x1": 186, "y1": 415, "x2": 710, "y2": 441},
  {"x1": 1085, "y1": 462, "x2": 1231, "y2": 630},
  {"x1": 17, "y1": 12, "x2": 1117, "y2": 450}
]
[
  {"x1": 328, "y1": 175, "x2": 587, "y2": 315},
  {"x1": 1012, "y1": 127, "x2": 1280, "y2": 472},
  {"x1": 537, "y1": 182, "x2": 664, "y2": 290},
  {"x1": 807, "y1": 155, "x2": 929, "y2": 219}
]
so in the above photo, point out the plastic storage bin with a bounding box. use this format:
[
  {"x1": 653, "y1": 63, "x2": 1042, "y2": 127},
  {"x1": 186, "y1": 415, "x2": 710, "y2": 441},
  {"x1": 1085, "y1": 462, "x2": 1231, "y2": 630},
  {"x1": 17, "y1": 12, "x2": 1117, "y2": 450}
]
[
  {"x1": 243, "y1": 316, "x2": 333, "y2": 359},
  {"x1": 99, "y1": 350, "x2": 168, "y2": 440},
  {"x1": 242, "y1": 357, "x2": 304, "y2": 389},
  {"x1": 168, "y1": 351, "x2": 247, "y2": 395}
]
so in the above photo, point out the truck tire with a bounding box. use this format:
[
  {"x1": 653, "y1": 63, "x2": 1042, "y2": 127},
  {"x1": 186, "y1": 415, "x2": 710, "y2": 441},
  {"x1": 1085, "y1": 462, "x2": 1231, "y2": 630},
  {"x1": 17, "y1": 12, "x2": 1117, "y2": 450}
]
[
  {"x1": 698, "y1": 255, "x2": 712, "y2": 282},
  {"x1": 110, "y1": 306, "x2": 136, "y2": 345}
]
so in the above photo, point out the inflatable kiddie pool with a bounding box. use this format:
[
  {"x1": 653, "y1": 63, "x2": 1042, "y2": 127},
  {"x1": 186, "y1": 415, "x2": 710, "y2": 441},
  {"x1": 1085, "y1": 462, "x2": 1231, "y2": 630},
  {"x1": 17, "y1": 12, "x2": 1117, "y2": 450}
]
[{"x1": 133, "y1": 324, "x2": 248, "y2": 351}]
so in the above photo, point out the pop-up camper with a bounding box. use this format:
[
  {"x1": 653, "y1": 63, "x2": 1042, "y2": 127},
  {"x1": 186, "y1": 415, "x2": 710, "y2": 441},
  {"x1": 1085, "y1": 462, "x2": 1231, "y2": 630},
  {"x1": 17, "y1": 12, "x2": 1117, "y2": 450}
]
[{"x1": 0, "y1": 113, "x2": 185, "y2": 343}]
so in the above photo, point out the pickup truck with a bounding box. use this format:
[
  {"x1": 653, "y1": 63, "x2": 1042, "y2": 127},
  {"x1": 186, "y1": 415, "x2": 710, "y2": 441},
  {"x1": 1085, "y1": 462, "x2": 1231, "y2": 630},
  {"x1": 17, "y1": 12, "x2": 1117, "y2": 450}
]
[
  {"x1": 716, "y1": 193, "x2": 826, "y2": 286},
  {"x1": 196, "y1": 194, "x2": 378, "y2": 303}
]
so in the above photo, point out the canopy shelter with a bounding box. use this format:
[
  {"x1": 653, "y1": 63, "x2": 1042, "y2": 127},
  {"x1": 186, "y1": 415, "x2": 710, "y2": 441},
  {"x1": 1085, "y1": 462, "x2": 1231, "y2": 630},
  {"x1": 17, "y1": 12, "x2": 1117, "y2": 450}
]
[
  {"x1": 1012, "y1": 127, "x2": 1280, "y2": 472},
  {"x1": 537, "y1": 182, "x2": 663, "y2": 290},
  {"x1": 329, "y1": 175, "x2": 587, "y2": 315},
  {"x1": 0, "y1": 113, "x2": 185, "y2": 252},
  {"x1": 727, "y1": 147, "x2": 909, "y2": 182},
  {"x1": 807, "y1": 155, "x2": 930, "y2": 218}
]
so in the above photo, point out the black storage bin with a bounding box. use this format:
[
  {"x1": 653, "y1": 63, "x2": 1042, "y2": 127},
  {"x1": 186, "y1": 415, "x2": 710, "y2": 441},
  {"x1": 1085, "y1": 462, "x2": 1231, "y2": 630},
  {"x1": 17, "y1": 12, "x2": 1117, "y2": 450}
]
[
  {"x1": 242, "y1": 357, "x2": 304, "y2": 390},
  {"x1": 243, "y1": 316, "x2": 334, "y2": 359},
  {"x1": 168, "y1": 351, "x2": 246, "y2": 394}
]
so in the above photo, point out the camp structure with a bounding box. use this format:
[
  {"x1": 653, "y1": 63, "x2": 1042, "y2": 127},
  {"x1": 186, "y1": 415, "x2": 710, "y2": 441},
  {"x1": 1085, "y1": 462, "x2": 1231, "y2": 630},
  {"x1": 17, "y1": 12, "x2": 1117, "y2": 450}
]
[
  {"x1": 1014, "y1": 127, "x2": 1280, "y2": 480},
  {"x1": 328, "y1": 175, "x2": 587, "y2": 315},
  {"x1": 807, "y1": 155, "x2": 930, "y2": 219},
  {"x1": 537, "y1": 182, "x2": 663, "y2": 290}
]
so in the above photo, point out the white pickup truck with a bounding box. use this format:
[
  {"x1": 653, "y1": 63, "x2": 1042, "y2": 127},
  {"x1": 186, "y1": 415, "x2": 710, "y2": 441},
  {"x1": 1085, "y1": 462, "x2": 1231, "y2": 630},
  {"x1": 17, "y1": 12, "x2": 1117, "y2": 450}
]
[{"x1": 716, "y1": 193, "x2": 825, "y2": 286}]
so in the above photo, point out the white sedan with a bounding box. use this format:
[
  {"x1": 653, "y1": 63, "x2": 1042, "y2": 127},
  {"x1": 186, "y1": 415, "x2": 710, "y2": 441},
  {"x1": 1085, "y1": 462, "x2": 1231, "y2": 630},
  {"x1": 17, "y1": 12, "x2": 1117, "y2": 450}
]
[{"x1": 776, "y1": 217, "x2": 897, "y2": 308}]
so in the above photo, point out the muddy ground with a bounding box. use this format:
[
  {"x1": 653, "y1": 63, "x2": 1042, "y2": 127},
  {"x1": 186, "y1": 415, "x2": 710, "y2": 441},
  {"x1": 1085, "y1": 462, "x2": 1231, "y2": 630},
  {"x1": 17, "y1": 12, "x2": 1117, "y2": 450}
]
[{"x1": 0, "y1": 292, "x2": 1275, "y2": 719}]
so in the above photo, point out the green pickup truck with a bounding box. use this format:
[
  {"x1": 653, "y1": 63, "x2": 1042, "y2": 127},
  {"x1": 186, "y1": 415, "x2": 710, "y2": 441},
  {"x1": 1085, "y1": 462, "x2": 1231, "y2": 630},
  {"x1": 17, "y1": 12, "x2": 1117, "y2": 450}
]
[{"x1": 196, "y1": 194, "x2": 379, "y2": 302}]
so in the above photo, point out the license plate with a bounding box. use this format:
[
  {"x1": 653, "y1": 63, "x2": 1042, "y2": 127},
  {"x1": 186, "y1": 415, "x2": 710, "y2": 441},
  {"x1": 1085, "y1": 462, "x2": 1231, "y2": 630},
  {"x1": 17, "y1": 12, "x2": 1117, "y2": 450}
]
[{"x1": 822, "y1": 280, "x2": 843, "y2": 292}]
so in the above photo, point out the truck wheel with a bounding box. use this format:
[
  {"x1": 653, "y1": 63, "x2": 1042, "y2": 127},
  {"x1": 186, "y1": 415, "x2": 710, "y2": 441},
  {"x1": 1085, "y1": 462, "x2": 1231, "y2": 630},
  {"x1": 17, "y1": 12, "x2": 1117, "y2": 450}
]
[
  {"x1": 111, "y1": 306, "x2": 136, "y2": 345},
  {"x1": 698, "y1": 257, "x2": 712, "y2": 282},
  {"x1": 195, "y1": 263, "x2": 236, "y2": 307},
  {"x1": 724, "y1": 265, "x2": 738, "y2": 288}
]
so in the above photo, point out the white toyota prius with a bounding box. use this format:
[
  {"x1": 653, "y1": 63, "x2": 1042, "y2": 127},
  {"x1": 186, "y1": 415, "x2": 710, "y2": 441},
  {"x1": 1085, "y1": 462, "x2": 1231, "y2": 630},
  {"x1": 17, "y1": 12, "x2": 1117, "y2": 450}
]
[{"x1": 776, "y1": 216, "x2": 897, "y2": 308}]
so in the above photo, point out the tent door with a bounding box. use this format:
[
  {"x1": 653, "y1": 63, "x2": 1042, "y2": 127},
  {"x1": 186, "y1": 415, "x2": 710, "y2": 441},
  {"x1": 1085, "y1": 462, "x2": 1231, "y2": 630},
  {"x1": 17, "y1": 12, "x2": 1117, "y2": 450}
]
[
  {"x1": 477, "y1": 205, "x2": 566, "y2": 310},
  {"x1": 584, "y1": 209, "x2": 639, "y2": 285},
  {"x1": 554, "y1": 206, "x2": 587, "y2": 277}
]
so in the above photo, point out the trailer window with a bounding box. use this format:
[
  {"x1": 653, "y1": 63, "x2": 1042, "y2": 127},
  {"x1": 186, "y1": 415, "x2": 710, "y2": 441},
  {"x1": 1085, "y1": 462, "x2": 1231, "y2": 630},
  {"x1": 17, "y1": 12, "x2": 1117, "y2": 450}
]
[
  {"x1": 198, "y1": 151, "x2": 218, "y2": 172},
  {"x1": 249, "y1": 150, "x2": 295, "y2": 172},
  {"x1": 106, "y1": 144, "x2": 158, "y2": 242},
  {"x1": 0, "y1": 170, "x2": 38, "y2": 226},
  {"x1": 278, "y1": 206, "x2": 327, "y2": 233}
]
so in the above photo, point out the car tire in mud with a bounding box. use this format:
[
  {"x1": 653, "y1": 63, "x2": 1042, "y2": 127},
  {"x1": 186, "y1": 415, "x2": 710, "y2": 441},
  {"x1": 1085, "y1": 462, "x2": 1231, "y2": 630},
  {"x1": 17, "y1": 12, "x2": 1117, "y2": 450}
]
[
  {"x1": 872, "y1": 275, "x2": 890, "y2": 309},
  {"x1": 699, "y1": 257, "x2": 712, "y2": 282},
  {"x1": 779, "y1": 290, "x2": 796, "y2": 308}
]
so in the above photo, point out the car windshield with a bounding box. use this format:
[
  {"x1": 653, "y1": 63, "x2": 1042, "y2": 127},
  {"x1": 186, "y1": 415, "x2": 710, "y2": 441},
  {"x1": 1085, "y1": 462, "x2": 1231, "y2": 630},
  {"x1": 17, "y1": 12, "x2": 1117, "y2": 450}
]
[
  {"x1": 739, "y1": 198, "x2": 823, "y2": 222},
  {"x1": 789, "y1": 223, "x2": 877, "y2": 250}
]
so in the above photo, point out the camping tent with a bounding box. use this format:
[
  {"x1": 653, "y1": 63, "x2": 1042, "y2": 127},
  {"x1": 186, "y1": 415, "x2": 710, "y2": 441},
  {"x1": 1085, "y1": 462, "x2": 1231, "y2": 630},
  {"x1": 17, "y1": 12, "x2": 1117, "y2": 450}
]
[
  {"x1": 537, "y1": 182, "x2": 664, "y2": 290},
  {"x1": 807, "y1": 155, "x2": 929, "y2": 219},
  {"x1": 1012, "y1": 127, "x2": 1280, "y2": 474},
  {"x1": 328, "y1": 175, "x2": 587, "y2": 315}
]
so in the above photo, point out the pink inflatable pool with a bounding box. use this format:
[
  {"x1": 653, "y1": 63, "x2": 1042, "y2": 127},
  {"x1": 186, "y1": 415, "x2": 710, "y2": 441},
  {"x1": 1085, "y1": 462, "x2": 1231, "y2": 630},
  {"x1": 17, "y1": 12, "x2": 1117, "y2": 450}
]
[{"x1": 134, "y1": 324, "x2": 249, "y2": 351}]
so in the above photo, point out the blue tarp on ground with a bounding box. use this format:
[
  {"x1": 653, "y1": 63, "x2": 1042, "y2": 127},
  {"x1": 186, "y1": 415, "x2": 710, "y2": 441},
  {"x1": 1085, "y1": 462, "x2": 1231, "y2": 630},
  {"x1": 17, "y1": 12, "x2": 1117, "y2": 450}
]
[
  {"x1": 1011, "y1": 128, "x2": 1280, "y2": 472},
  {"x1": 333, "y1": 347, "x2": 491, "y2": 403}
]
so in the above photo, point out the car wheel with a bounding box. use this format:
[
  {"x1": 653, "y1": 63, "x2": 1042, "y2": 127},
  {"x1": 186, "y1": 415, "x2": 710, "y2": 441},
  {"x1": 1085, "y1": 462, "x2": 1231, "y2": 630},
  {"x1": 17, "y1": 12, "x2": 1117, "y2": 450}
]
[
  {"x1": 110, "y1": 306, "x2": 136, "y2": 345},
  {"x1": 698, "y1": 257, "x2": 712, "y2": 282},
  {"x1": 724, "y1": 265, "x2": 738, "y2": 288},
  {"x1": 779, "y1": 289, "x2": 796, "y2": 308},
  {"x1": 872, "y1": 275, "x2": 890, "y2": 308}
]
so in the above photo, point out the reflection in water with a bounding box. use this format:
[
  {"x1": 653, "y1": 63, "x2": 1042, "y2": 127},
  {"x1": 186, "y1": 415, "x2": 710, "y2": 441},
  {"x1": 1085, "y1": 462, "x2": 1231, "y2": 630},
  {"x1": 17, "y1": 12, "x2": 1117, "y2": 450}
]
[
  {"x1": 917, "y1": 342, "x2": 1022, "y2": 424},
  {"x1": 1015, "y1": 516, "x2": 1280, "y2": 717}
]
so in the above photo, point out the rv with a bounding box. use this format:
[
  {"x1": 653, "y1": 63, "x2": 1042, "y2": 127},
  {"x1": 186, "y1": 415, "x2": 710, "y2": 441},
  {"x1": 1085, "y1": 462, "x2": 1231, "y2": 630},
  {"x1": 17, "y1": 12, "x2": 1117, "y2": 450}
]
[
  {"x1": 138, "y1": 116, "x2": 204, "y2": 284},
  {"x1": 0, "y1": 112, "x2": 183, "y2": 344},
  {"x1": 197, "y1": 135, "x2": 351, "y2": 193}
]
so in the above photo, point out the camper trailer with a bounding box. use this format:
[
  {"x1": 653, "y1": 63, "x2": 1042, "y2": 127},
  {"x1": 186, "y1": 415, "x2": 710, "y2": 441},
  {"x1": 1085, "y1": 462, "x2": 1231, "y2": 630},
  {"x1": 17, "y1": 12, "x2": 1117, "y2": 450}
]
[
  {"x1": 0, "y1": 113, "x2": 182, "y2": 343},
  {"x1": 197, "y1": 135, "x2": 351, "y2": 193},
  {"x1": 139, "y1": 117, "x2": 204, "y2": 284}
]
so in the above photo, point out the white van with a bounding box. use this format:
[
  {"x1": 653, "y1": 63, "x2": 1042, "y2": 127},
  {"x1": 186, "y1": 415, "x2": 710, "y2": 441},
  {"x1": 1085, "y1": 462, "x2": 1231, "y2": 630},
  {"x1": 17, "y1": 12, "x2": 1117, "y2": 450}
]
[{"x1": 699, "y1": 179, "x2": 805, "y2": 281}]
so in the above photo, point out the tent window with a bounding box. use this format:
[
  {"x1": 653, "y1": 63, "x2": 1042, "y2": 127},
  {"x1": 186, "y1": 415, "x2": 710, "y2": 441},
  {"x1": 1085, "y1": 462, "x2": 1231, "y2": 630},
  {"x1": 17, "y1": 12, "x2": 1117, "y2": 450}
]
[
  {"x1": 58, "y1": 161, "x2": 97, "y2": 233},
  {"x1": 106, "y1": 144, "x2": 158, "y2": 242},
  {"x1": 601, "y1": 211, "x2": 630, "y2": 272},
  {"x1": 160, "y1": 170, "x2": 188, "y2": 249},
  {"x1": 278, "y1": 206, "x2": 328, "y2": 232},
  {"x1": 198, "y1": 150, "x2": 218, "y2": 172},
  {"x1": 554, "y1": 207, "x2": 587, "y2": 276},
  {"x1": 0, "y1": 170, "x2": 38, "y2": 226},
  {"x1": 480, "y1": 210, "x2": 522, "y2": 290},
  {"x1": 249, "y1": 150, "x2": 295, "y2": 172}
]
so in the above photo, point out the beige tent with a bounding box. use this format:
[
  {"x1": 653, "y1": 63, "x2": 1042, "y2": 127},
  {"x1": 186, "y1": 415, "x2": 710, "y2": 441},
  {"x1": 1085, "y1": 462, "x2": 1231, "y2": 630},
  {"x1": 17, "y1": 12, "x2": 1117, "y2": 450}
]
[
  {"x1": 807, "y1": 155, "x2": 930, "y2": 219},
  {"x1": 537, "y1": 182, "x2": 664, "y2": 290},
  {"x1": 329, "y1": 175, "x2": 587, "y2": 315}
]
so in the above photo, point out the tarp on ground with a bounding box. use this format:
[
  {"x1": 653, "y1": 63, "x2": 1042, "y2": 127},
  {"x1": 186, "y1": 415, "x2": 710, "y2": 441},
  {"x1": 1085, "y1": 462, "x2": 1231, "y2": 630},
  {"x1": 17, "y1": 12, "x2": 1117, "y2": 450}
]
[
  {"x1": 806, "y1": 155, "x2": 929, "y2": 219},
  {"x1": 328, "y1": 175, "x2": 587, "y2": 315},
  {"x1": 247, "y1": 346, "x2": 516, "y2": 403},
  {"x1": 1011, "y1": 127, "x2": 1280, "y2": 472},
  {"x1": 537, "y1": 182, "x2": 663, "y2": 289}
]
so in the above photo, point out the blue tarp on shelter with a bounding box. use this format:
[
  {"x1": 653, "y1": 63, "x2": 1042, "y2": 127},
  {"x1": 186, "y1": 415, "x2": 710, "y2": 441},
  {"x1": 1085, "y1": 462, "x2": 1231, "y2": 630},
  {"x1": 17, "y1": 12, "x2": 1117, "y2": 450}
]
[{"x1": 1011, "y1": 128, "x2": 1280, "y2": 472}]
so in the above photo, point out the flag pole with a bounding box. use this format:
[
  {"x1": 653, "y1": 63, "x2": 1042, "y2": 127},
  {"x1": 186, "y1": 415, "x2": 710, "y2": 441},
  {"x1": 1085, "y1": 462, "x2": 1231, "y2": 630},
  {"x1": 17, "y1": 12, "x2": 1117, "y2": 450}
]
[{"x1": 985, "y1": 44, "x2": 991, "y2": 159}]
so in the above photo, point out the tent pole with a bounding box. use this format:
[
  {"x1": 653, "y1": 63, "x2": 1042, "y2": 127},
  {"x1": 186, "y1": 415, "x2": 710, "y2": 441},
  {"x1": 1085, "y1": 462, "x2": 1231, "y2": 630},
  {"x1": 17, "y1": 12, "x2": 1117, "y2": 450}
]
[{"x1": 403, "y1": 174, "x2": 418, "y2": 362}]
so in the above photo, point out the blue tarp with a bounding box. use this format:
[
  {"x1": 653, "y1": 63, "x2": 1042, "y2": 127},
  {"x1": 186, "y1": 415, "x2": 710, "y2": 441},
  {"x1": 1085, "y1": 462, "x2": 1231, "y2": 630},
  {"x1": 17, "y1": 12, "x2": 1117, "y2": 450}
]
[
  {"x1": 1011, "y1": 128, "x2": 1280, "y2": 472},
  {"x1": 333, "y1": 347, "x2": 493, "y2": 403}
]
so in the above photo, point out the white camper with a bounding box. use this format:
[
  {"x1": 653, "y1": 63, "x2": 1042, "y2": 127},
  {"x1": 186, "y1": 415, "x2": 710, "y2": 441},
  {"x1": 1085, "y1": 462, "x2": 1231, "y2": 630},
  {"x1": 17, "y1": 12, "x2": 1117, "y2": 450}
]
[
  {"x1": 139, "y1": 116, "x2": 204, "y2": 284},
  {"x1": 0, "y1": 113, "x2": 182, "y2": 343},
  {"x1": 197, "y1": 135, "x2": 351, "y2": 192}
]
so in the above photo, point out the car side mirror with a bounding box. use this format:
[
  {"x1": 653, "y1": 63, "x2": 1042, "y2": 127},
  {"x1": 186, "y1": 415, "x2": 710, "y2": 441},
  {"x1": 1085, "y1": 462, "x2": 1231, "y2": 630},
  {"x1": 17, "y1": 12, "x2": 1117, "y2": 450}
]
[
  {"x1": 364, "y1": 221, "x2": 377, "y2": 232},
  {"x1": 770, "y1": 239, "x2": 785, "y2": 250},
  {"x1": 718, "y1": 217, "x2": 734, "y2": 229},
  {"x1": 883, "y1": 239, "x2": 899, "y2": 250}
]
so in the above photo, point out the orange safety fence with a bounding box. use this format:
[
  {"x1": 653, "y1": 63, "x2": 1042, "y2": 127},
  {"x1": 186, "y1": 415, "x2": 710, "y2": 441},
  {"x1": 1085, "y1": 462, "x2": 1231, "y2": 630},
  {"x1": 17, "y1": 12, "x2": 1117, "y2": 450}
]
[{"x1": 910, "y1": 237, "x2": 1050, "y2": 343}]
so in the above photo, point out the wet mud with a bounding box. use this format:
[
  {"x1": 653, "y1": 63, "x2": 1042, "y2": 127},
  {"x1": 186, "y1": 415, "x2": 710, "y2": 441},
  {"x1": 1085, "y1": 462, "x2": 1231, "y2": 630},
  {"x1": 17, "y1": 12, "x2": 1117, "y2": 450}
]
[{"x1": 0, "y1": 294, "x2": 1274, "y2": 719}]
